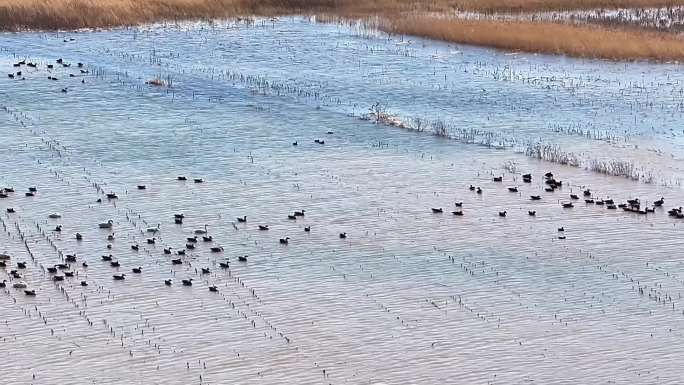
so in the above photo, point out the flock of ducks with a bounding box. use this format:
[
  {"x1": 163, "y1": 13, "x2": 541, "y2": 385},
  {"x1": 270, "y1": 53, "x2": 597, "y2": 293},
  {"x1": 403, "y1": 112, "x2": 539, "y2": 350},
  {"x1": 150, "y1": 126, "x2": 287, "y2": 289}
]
[
  {"x1": 2, "y1": 169, "x2": 678, "y2": 295},
  {"x1": 0, "y1": 175, "x2": 356, "y2": 295},
  {"x1": 7, "y1": 57, "x2": 89, "y2": 92},
  {"x1": 431, "y1": 172, "x2": 676, "y2": 234}
]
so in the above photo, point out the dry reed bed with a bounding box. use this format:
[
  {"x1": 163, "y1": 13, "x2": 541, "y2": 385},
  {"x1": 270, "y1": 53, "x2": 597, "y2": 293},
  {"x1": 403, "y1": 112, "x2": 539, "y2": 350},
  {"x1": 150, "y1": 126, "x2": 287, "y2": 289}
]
[
  {"x1": 5, "y1": 0, "x2": 684, "y2": 31},
  {"x1": 379, "y1": 17, "x2": 684, "y2": 61}
]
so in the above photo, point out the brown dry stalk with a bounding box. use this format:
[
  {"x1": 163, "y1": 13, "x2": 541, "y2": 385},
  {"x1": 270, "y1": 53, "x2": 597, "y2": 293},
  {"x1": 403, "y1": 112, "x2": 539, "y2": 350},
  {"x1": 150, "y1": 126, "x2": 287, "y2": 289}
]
[
  {"x1": 379, "y1": 17, "x2": 684, "y2": 61},
  {"x1": 4, "y1": 0, "x2": 684, "y2": 31}
]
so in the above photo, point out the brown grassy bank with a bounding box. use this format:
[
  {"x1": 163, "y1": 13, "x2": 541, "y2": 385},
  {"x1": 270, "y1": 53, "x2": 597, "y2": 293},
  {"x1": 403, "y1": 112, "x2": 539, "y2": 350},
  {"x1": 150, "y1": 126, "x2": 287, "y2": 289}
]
[
  {"x1": 380, "y1": 17, "x2": 684, "y2": 61},
  {"x1": 4, "y1": 0, "x2": 684, "y2": 31}
]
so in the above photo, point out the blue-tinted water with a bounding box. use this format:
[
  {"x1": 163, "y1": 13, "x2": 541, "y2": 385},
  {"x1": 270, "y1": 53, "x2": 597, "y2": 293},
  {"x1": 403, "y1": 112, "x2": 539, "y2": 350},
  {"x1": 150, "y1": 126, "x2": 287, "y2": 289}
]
[{"x1": 0, "y1": 17, "x2": 684, "y2": 384}]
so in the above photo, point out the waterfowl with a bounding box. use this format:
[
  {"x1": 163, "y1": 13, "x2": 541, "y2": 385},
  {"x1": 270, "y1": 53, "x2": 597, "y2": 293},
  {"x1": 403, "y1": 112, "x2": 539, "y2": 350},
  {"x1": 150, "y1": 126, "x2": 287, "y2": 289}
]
[
  {"x1": 47, "y1": 64, "x2": 54, "y2": 69},
  {"x1": 132, "y1": 267, "x2": 142, "y2": 274},
  {"x1": 258, "y1": 225, "x2": 269, "y2": 231},
  {"x1": 545, "y1": 172, "x2": 554, "y2": 178},
  {"x1": 106, "y1": 192, "x2": 118, "y2": 199},
  {"x1": 174, "y1": 217, "x2": 183, "y2": 224},
  {"x1": 47, "y1": 266, "x2": 58, "y2": 273},
  {"x1": 595, "y1": 200, "x2": 604, "y2": 206},
  {"x1": 75, "y1": 233, "x2": 82, "y2": 240},
  {"x1": 209, "y1": 286, "x2": 218, "y2": 292},
  {"x1": 137, "y1": 185, "x2": 146, "y2": 190},
  {"x1": 182, "y1": 278, "x2": 193, "y2": 286},
  {"x1": 219, "y1": 262, "x2": 230, "y2": 269},
  {"x1": 13, "y1": 281, "x2": 27, "y2": 289},
  {"x1": 10, "y1": 270, "x2": 21, "y2": 278},
  {"x1": 618, "y1": 203, "x2": 628, "y2": 209},
  {"x1": 82, "y1": 262, "x2": 88, "y2": 268},
  {"x1": 3, "y1": 188, "x2": 13, "y2": 193},
  {"x1": 288, "y1": 215, "x2": 297, "y2": 220},
  {"x1": 110, "y1": 260, "x2": 120, "y2": 267},
  {"x1": 562, "y1": 202, "x2": 574, "y2": 208},
  {"x1": 112, "y1": 273, "x2": 125, "y2": 280},
  {"x1": 454, "y1": 202, "x2": 463, "y2": 207},
  {"x1": 96, "y1": 198, "x2": 102, "y2": 203},
  {"x1": 203, "y1": 236, "x2": 213, "y2": 242},
  {"x1": 17, "y1": 262, "x2": 26, "y2": 269},
  {"x1": 131, "y1": 244, "x2": 139, "y2": 251},
  {"x1": 7, "y1": 73, "x2": 14, "y2": 79},
  {"x1": 314, "y1": 139, "x2": 325, "y2": 144},
  {"x1": 493, "y1": 176, "x2": 503, "y2": 182},
  {"x1": 604, "y1": 199, "x2": 615, "y2": 205},
  {"x1": 607, "y1": 204, "x2": 617, "y2": 210},
  {"x1": 186, "y1": 243, "x2": 195, "y2": 249},
  {"x1": 107, "y1": 234, "x2": 115, "y2": 241},
  {"x1": 508, "y1": 187, "x2": 518, "y2": 193},
  {"x1": 174, "y1": 213, "x2": 185, "y2": 219},
  {"x1": 558, "y1": 227, "x2": 564, "y2": 232},
  {"x1": 238, "y1": 256, "x2": 248, "y2": 262},
  {"x1": 292, "y1": 141, "x2": 298, "y2": 146},
  {"x1": 54, "y1": 225, "x2": 62, "y2": 232},
  {"x1": 65, "y1": 254, "x2": 76, "y2": 262},
  {"x1": 201, "y1": 267, "x2": 211, "y2": 274},
  {"x1": 48, "y1": 213, "x2": 62, "y2": 219},
  {"x1": 80, "y1": 281, "x2": 88, "y2": 286},
  {"x1": 654, "y1": 197, "x2": 665, "y2": 207},
  {"x1": 570, "y1": 194, "x2": 579, "y2": 200},
  {"x1": 193, "y1": 178, "x2": 204, "y2": 183},
  {"x1": 177, "y1": 176, "x2": 187, "y2": 181},
  {"x1": 627, "y1": 198, "x2": 640, "y2": 206},
  {"x1": 431, "y1": 208, "x2": 443, "y2": 213},
  {"x1": 147, "y1": 238, "x2": 156, "y2": 244},
  {"x1": 26, "y1": 191, "x2": 35, "y2": 197},
  {"x1": 304, "y1": 226, "x2": 311, "y2": 232},
  {"x1": 99, "y1": 220, "x2": 113, "y2": 229},
  {"x1": 164, "y1": 279, "x2": 172, "y2": 286},
  {"x1": 498, "y1": 211, "x2": 507, "y2": 217},
  {"x1": 339, "y1": 232, "x2": 347, "y2": 239},
  {"x1": 146, "y1": 224, "x2": 160, "y2": 233},
  {"x1": 558, "y1": 236, "x2": 566, "y2": 240},
  {"x1": 530, "y1": 195, "x2": 541, "y2": 201},
  {"x1": 101, "y1": 254, "x2": 113, "y2": 261},
  {"x1": 528, "y1": 211, "x2": 536, "y2": 216},
  {"x1": 452, "y1": 210, "x2": 463, "y2": 216},
  {"x1": 0, "y1": 193, "x2": 7, "y2": 198},
  {"x1": 279, "y1": 237, "x2": 290, "y2": 244},
  {"x1": 187, "y1": 236, "x2": 198, "y2": 243},
  {"x1": 53, "y1": 275, "x2": 65, "y2": 281},
  {"x1": 24, "y1": 289, "x2": 36, "y2": 296},
  {"x1": 64, "y1": 271, "x2": 74, "y2": 277},
  {"x1": 163, "y1": 247, "x2": 172, "y2": 254},
  {"x1": 237, "y1": 216, "x2": 247, "y2": 223},
  {"x1": 0, "y1": 280, "x2": 5, "y2": 288},
  {"x1": 294, "y1": 210, "x2": 305, "y2": 216},
  {"x1": 177, "y1": 249, "x2": 186, "y2": 255},
  {"x1": 194, "y1": 225, "x2": 208, "y2": 234},
  {"x1": 172, "y1": 259, "x2": 182, "y2": 265},
  {"x1": 585, "y1": 199, "x2": 594, "y2": 204},
  {"x1": 0, "y1": 261, "x2": 6, "y2": 268},
  {"x1": 469, "y1": 185, "x2": 475, "y2": 191},
  {"x1": 583, "y1": 189, "x2": 591, "y2": 196},
  {"x1": 210, "y1": 246, "x2": 224, "y2": 252},
  {"x1": 476, "y1": 187, "x2": 482, "y2": 194},
  {"x1": 56, "y1": 58, "x2": 63, "y2": 64}
]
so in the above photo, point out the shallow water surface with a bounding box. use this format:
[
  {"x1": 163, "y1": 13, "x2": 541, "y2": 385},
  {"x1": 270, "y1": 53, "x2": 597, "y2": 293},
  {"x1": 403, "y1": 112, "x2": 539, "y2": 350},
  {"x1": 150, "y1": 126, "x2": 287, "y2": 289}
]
[{"x1": 1, "y1": 18, "x2": 684, "y2": 385}]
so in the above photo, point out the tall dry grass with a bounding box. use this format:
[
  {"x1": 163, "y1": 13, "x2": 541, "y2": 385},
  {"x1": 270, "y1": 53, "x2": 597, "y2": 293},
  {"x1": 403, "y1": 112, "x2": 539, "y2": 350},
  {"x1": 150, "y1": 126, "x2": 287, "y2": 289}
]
[
  {"x1": 380, "y1": 16, "x2": 684, "y2": 60},
  {"x1": 5, "y1": 0, "x2": 684, "y2": 30}
]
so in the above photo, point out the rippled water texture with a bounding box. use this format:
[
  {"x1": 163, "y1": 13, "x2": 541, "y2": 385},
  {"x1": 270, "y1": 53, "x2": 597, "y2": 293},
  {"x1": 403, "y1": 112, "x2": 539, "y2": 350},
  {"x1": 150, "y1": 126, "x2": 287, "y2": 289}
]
[{"x1": 1, "y1": 18, "x2": 684, "y2": 384}]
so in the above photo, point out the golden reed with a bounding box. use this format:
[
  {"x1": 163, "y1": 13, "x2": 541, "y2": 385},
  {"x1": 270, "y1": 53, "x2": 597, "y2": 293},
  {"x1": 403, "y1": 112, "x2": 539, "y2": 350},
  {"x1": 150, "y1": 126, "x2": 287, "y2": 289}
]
[{"x1": 2, "y1": 0, "x2": 684, "y2": 60}]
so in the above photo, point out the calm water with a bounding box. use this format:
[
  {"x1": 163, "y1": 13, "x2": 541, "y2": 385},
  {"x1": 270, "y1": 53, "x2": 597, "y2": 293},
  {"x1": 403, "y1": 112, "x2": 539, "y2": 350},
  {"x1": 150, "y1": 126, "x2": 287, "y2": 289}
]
[{"x1": 1, "y1": 18, "x2": 684, "y2": 384}]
